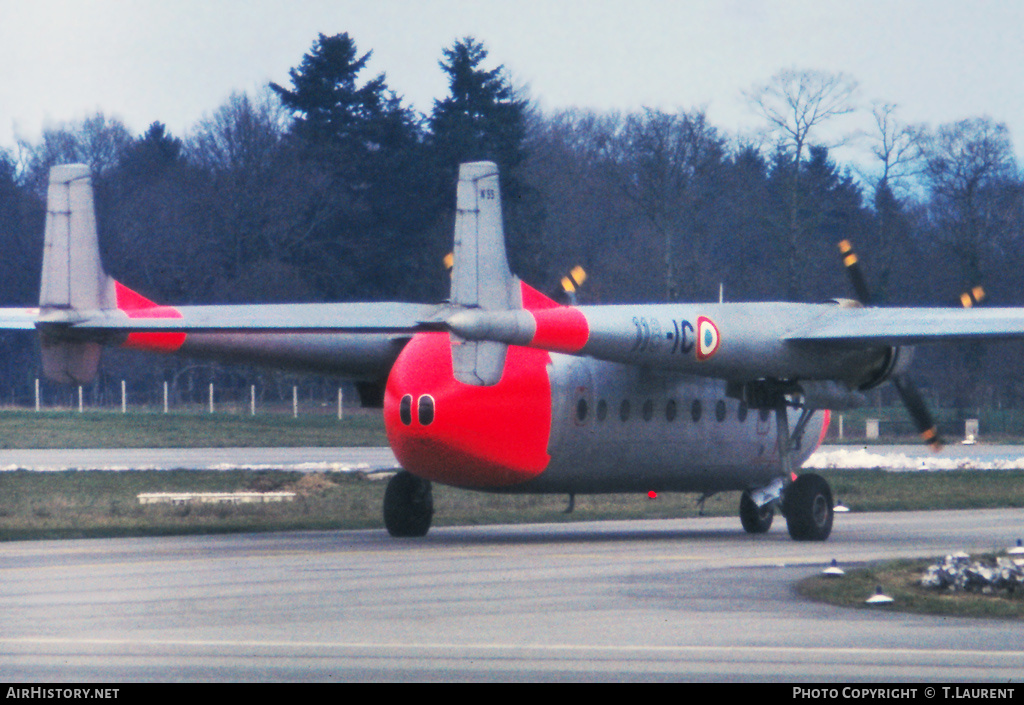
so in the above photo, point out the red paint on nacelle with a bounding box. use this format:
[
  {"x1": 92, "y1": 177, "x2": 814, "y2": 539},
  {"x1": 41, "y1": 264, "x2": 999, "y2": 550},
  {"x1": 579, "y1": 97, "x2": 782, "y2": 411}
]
[
  {"x1": 530, "y1": 307, "x2": 590, "y2": 353},
  {"x1": 815, "y1": 409, "x2": 832, "y2": 452},
  {"x1": 384, "y1": 332, "x2": 552, "y2": 489},
  {"x1": 115, "y1": 282, "x2": 186, "y2": 353}
]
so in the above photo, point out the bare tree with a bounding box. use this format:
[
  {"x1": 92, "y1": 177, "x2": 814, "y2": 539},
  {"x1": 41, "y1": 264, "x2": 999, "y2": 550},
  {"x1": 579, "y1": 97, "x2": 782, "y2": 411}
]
[
  {"x1": 618, "y1": 108, "x2": 725, "y2": 301},
  {"x1": 867, "y1": 102, "x2": 925, "y2": 302},
  {"x1": 923, "y1": 117, "x2": 1019, "y2": 288},
  {"x1": 922, "y1": 117, "x2": 1021, "y2": 412},
  {"x1": 17, "y1": 112, "x2": 133, "y2": 194},
  {"x1": 187, "y1": 89, "x2": 289, "y2": 174},
  {"x1": 745, "y1": 69, "x2": 859, "y2": 299},
  {"x1": 870, "y1": 102, "x2": 925, "y2": 191}
]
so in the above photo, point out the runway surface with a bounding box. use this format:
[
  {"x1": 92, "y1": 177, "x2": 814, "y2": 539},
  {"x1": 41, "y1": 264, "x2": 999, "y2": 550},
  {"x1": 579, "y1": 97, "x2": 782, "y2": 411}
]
[{"x1": 1, "y1": 508, "x2": 1022, "y2": 682}]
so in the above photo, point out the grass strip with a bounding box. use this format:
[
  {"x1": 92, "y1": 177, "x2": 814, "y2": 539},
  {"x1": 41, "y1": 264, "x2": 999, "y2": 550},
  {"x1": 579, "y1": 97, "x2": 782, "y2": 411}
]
[
  {"x1": 796, "y1": 556, "x2": 1024, "y2": 620},
  {"x1": 0, "y1": 468, "x2": 1022, "y2": 542},
  {"x1": 0, "y1": 409, "x2": 388, "y2": 448}
]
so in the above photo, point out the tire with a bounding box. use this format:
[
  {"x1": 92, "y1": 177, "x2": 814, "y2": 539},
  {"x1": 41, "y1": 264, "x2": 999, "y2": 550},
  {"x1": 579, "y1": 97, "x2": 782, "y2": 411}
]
[
  {"x1": 739, "y1": 490, "x2": 774, "y2": 534},
  {"x1": 383, "y1": 471, "x2": 433, "y2": 537},
  {"x1": 782, "y1": 473, "x2": 834, "y2": 541}
]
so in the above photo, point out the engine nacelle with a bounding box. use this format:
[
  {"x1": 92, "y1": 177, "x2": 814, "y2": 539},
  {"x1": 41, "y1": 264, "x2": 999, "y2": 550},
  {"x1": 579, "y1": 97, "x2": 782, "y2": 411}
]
[
  {"x1": 854, "y1": 345, "x2": 913, "y2": 391},
  {"x1": 796, "y1": 380, "x2": 867, "y2": 410}
]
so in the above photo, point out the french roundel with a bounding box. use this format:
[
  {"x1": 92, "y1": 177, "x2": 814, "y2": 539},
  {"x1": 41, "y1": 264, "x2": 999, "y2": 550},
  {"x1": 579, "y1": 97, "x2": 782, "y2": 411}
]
[{"x1": 696, "y1": 316, "x2": 721, "y2": 360}]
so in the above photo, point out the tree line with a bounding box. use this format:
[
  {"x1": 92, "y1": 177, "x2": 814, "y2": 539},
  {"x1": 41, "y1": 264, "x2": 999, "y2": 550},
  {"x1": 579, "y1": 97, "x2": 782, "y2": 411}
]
[{"x1": 0, "y1": 34, "x2": 1022, "y2": 418}]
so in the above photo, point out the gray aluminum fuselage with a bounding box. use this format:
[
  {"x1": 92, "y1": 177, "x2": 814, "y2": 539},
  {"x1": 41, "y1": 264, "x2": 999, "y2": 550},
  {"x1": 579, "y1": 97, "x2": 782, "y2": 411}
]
[{"x1": 520, "y1": 354, "x2": 824, "y2": 494}]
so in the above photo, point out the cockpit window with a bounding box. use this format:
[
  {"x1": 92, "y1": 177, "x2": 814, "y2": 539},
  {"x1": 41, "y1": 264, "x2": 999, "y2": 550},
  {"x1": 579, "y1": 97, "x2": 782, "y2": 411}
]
[
  {"x1": 418, "y1": 395, "x2": 435, "y2": 426},
  {"x1": 400, "y1": 394, "x2": 413, "y2": 425}
]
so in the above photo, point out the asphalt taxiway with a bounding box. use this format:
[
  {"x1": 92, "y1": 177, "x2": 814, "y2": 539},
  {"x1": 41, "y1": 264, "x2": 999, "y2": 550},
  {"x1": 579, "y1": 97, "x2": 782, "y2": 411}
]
[{"x1": 1, "y1": 508, "x2": 1021, "y2": 682}]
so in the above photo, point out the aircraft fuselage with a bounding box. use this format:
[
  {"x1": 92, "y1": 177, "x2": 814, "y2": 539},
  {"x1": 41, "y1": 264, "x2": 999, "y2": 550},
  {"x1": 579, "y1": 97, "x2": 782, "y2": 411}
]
[{"x1": 384, "y1": 331, "x2": 826, "y2": 494}]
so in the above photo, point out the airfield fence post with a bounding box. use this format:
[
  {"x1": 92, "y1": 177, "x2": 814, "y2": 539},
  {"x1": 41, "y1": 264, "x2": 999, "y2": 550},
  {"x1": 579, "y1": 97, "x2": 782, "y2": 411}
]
[
  {"x1": 208, "y1": 383, "x2": 214, "y2": 414},
  {"x1": 293, "y1": 386, "x2": 298, "y2": 418},
  {"x1": 866, "y1": 418, "x2": 879, "y2": 439},
  {"x1": 163, "y1": 382, "x2": 169, "y2": 413},
  {"x1": 34, "y1": 378, "x2": 39, "y2": 412},
  {"x1": 838, "y1": 414, "x2": 844, "y2": 440},
  {"x1": 121, "y1": 380, "x2": 126, "y2": 413},
  {"x1": 250, "y1": 385, "x2": 256, "y2": 416},
  {"x1": 338, "y1": 388, "x2": 343, "y2": 420},
  {"x1": 78, "y1": 386, "x2": 83, "y2": 413}
]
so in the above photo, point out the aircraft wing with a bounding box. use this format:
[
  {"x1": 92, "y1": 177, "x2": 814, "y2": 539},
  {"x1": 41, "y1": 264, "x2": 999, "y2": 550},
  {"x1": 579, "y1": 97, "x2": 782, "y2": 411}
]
[
  {"x1": 0, "y1": 300, "x2": 443, "y2": 388},
  {"x1": 783, "y1": 306, "x2": 1024, "y2": 346},
  {"x1": 34, "y1": 302, "x2": 444, "y2": 334}
]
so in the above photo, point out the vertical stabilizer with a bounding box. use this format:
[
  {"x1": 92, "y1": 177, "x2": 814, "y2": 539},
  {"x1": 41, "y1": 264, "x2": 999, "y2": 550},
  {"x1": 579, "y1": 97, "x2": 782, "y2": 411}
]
[
  {"x1": 38, "y1": 164, "x2": 115, "y2": 384},
  {"x1": 450, "y1": 162, "x2": 520, "y2": 385}
]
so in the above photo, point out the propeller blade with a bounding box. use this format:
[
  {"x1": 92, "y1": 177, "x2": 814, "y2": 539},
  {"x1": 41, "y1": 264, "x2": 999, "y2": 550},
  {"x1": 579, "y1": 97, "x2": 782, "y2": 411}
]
[
  {"x1": 838, "y1": 240, "x2": 872, "y2": 305},
  {"x1": 836, "y1": 240, "x2": 945, "y2": 452},
  {"x1": 959, "y1": 285, "x2": 985, "y2": 308},
  {"x1": 891, "y1": 374, "x2": 943, "y2": 452},
  {"x1": 552, "y1": 265, "x2": 587, "y2": 304}
]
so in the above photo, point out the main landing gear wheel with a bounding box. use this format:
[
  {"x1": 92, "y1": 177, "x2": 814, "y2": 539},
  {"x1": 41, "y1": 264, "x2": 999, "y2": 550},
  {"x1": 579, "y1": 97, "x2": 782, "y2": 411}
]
[
  {"x1": 383, "y1": 471, "x2": 433, "y2": 537},
  {"x1": 739, "y1": 490, "x2": 774, "y2": 534},
  {"x1": 782, "y1": 473, "x2": 834, "y2": 541}
]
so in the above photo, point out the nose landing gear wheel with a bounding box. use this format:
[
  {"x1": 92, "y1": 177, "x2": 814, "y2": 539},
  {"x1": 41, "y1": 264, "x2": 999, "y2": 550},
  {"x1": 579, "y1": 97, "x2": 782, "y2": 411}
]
[
  {"x1": 383, "y1": 471, "x2": 433, "y2": 537},
  {"x1": 782, "y1": 473, "x2": 834, "y2": 541},
  {"x1": 739, "y1": 490, "x2": 774, "y2": 534}
]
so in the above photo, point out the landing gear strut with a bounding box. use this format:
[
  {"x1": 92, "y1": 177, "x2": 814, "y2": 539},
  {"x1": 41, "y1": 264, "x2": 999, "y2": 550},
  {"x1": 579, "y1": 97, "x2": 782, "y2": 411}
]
[
  {"x1": 383, "y1": 471, "x2": 433, "y2": 537},
  {"x1": 736, "y1": 380, "x2": 834, "y2": 541}
]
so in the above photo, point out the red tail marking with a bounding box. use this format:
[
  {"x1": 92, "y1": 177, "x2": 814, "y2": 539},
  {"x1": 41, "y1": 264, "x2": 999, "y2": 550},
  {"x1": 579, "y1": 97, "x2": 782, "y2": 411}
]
[
  {"x1": 114, "y1": 282, "x2": 186, "y2": 353},
  {"x1": 520, "y1": 281, "x2": 560, "y2": 310}
]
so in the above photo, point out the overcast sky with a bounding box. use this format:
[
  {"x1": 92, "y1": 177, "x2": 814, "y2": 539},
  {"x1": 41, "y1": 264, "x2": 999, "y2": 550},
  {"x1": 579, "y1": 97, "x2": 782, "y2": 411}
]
[{"x1": 2, "y1": 0, "x2": 1023, "y2": 165}]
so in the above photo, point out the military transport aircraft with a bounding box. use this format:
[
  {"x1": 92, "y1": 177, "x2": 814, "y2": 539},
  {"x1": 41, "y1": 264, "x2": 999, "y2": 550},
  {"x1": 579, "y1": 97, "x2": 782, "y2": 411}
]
[{"x1": 5, "y1": 162, "x2": 1024, "y2": 541}]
